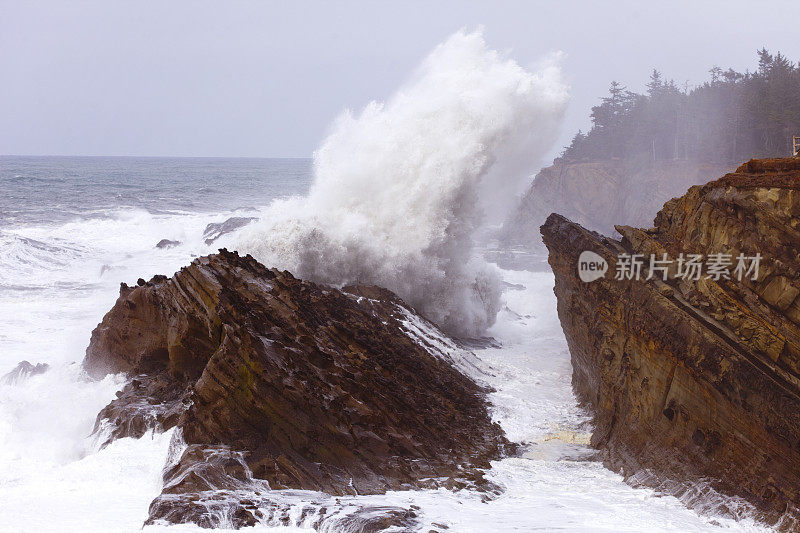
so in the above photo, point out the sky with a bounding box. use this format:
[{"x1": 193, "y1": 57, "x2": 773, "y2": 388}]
[{"x1": 1, "y1": 0, "x2": 798, "y2": 159}]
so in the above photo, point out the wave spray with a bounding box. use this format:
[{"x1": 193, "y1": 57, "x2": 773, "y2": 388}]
[{"x1": 235, "y1": 29, "x2": 568, "y2": 336}]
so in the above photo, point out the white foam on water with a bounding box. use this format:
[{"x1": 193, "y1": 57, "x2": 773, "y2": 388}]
[
  {"x1": 0, "y1": 214, "x2": 774, "y2": 531},
  {"x1": 287, "y1": 269, "x2": 769, "y2": 533},
  {"x1": 0, "y1": 207, "x2": 268, "y2": 532},
  {"x1": 0, "y1": 31, "x2": 777, "y2": 533},
  {"x1": 0, "y1": 207, "x2": 260, "y2": 370}
]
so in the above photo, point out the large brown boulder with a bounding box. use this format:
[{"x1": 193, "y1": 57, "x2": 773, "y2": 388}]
[
  {"x1": 541, "y1": 158, "x2": 800, "y2": 526},
  {"x1": 84, "y1": 249, "x2": 510, "y2": 528}
]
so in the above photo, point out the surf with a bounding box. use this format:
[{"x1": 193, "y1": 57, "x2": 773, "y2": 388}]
[{"x1": 233, "y1": 29, "x2": 569, "y2": 337}]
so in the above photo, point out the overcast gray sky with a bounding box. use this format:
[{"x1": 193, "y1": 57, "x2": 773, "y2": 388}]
[{"x1": 1, "y1": 0, "x2": 797, "y2": 158}]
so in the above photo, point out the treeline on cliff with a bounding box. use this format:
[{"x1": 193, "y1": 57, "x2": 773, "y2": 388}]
[{"x1": 563, "y1": 49, "x2": 800, "y2": 164}]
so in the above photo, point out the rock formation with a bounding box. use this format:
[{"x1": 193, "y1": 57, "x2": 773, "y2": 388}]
[
  {"x1": 84, "y1": 249, "x2": 509, "y2": 528},
  {"x1": 1, "y1": 360, "x2": 49, "y2": 385},
  {"x1": 156, "y1": 239, "x2": 181, "y2": 249},
  {"x1": 541, "y1": 158, "x2": 800, "y2": 526},
  {"x1": 503, "y1": 159, "x2": 730, "y2": 248},
  {"x1": 202, "y1": 216, "x2": 257, "y2": 244}
]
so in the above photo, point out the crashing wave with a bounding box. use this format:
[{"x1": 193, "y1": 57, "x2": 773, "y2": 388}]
[{"x1": 233, "y1": 29, "x2": 568, "y2": 336}]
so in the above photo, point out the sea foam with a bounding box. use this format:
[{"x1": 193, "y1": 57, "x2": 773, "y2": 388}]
[{"x1": 234, "y1": 29, "x2": 569, "y2": 336}]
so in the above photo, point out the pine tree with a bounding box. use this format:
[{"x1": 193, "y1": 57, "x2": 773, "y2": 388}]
[{"x1": 562, "y1": 49, "x2": 800, "y2": 163}]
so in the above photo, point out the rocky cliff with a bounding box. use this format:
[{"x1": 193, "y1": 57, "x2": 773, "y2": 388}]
[
  {"x1": 541, "y1": 158, "x2": 800, "y2": 526},
  {"x1": 84, "y1": 249, "x2": 509, "y2": 528},
  {"x1": 503, "y1": 159, "x2": 730, "y2": 248}
]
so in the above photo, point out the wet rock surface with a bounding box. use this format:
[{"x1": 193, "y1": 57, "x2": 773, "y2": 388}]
[
  {"x1": 156, "y1": 239, "x2": 181, "y2": 249},
  {"x1": 541, "y1": 158, "x2": 800, "y2": 526},
  {"x1": 84, "y1": 249, "x2": 509, "y2": 528},
  {"x1": 202, "y1": 216, "x2": 257, "y2": 244}
]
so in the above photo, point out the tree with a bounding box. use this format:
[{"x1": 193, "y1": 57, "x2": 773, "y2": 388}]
[
  {"x1": 562, "y1": 49, "x2": 800, "y2": 164},
  {"x1": 646, "y1": 69, "x2": 663, "y2": 95}
]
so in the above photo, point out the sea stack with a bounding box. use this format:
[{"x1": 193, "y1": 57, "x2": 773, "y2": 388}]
[
  {"x1": 83, "y1": 249, "x2": 510, "y2": 527},
  {"x1": 541, "y1": 158, "x2": 800, "y2": 525}
]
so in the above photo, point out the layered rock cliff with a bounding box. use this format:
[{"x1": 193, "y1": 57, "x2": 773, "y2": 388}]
[
  {"x1": 84, "y1": 249, "x2": 509, "y2": 528},
  {"x1": 541, "y1": 158, "x2": 800, "y2": 526},
  {"x1": 503, "y1": 159, "x2": 730, "y2": 248}
]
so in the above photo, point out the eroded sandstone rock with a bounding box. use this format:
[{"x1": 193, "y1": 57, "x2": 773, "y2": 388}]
[
  {"x1": 541, "y1": 158, "x2": 800, "y2": 527},
  {"x1": 84, "y1": 249, "x2": 509, "y2": 528}
]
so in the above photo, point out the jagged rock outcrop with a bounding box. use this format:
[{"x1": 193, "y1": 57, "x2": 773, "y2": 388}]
[
  {"x1": 541, "y1": 158, "x2": 800, "y2": 527},
  {"x1": 202, "y1": 216, "x2": 257, "y2": 244},
  {"x1": 503, "y1": 159, "x2": 730, "y2": 248},
  {"x1": 84, "y1": 249, "x2": 509, "y2": 528},
  {"x1": 1, "y1": 360, "x2": 49, "y2": 385}
]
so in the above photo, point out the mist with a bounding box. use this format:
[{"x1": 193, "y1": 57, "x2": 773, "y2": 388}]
[
  {"x1": 1, "y1": 0, "x2": 797, "y2": 159},
  {"x1": 232, "y1": 29, "x2": 568, "y2": 336}
]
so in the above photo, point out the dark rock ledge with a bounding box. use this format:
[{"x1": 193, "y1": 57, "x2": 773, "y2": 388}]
[
  {"x1": 541, "y1": 158, "x2": 800, "y2": 528},
  {"x1": 83, "y1": 248, "x2": 511, "y2": 529}
]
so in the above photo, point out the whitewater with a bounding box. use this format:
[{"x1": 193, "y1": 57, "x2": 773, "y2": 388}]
[{"x1": 0, "y1": 30, "x2": 772, "y2": 532}]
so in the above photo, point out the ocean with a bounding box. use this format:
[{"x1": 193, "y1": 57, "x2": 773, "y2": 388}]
[{"x1": 0, "y1": 155, "x2": 770, "y2": 532}]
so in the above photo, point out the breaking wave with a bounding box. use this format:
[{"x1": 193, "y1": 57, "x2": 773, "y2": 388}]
[{"x1": 235, "y1": 29, "x2": 568, "y2": 336}]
